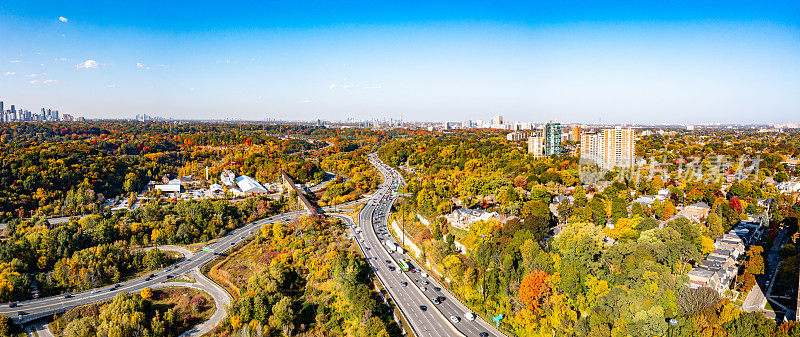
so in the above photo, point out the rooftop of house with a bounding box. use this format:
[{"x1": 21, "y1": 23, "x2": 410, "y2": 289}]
[
  {"x1": 711, "y1": 247, "x2": 734, "y2": 255},
  {"x1": 688, "y1": 267, "x2": 715, "y2": 279},
  {"x1": 686, "y1": 202, "x2": 710, "y2": 210}
]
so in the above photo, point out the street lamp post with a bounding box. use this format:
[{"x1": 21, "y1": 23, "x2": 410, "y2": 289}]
[
  {"x1": 481, "y1": 234, "x2": 488, "y2": 303},
  {"x1": 667, "y1": 318, "x2": 678, "y2": 337}
]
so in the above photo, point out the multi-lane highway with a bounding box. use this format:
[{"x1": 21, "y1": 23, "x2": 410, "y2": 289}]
[
  {"x1": 0, "y1": 210, "x2": 307, "y2": 324},
  {"x1": 350, "y1": 153, "x2": 502, "y2": 337}
]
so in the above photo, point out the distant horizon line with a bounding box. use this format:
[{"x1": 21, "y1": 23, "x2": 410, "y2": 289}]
[{"x1": 46, "y1": 117, "x2": 800, "y2": 128}]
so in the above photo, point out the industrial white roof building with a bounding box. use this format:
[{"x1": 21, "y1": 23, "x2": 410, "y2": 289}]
[{"x1": 235, "y1": 175, "x2": 268, "y2": 194}]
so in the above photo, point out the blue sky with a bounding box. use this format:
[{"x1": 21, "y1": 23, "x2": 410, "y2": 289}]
[{"x1": 1, "y1": 1, "x2": 799, "y2": 123}]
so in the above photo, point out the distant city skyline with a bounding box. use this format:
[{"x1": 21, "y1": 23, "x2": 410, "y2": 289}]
[{"x1": 1, "y1": 1, "x2": 799, "y2": 123}]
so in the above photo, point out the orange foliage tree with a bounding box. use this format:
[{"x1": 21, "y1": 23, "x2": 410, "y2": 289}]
[{"x1": 519, "y1": 270, "x2": 551, "y2": 311}]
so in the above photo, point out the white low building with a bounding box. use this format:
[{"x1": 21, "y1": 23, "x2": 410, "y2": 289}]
[
  {"x1": 221, "y1": 170, "x2": 236, "y2": 186},
  {"x1": 445, "y1": 208, "x2": 498, "y2": 230},
  {"x1": 235, "y1": 175, "x2": 268, "y2": 194},
  {"x1": 777, "y1": 181, "x2": 800, "y2": 194}
]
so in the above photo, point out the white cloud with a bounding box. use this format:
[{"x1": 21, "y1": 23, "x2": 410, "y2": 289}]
[
  {"x1": 364, "y1": 85, "x2": 382, "y2": 90},
  {"x1": 58, "y1": 17, "x2": 68, "y2": 23},
  {"x1": 257, "y1": 95, "x2": 263, "y2": 100},
  {"x1": 76, "y1": 59, "x2": 99, "y2": 69},
  {"x1": 30, "y1": 79, "x2": 58, "y2": 85},
  {"x1": 330, "y1": 83, "x2": 355, "y2": 89},
  {"x1": 301, "y1": 99, "x2": 312, "y2": 104},
  {"x1": 136, "y1": 62, "x2": 144, "y2": 68},
  {"x1": 4, "y1": 72, "x2": 15, "y2": 76},
  {"x1": 189, "y1": 88, "x2": 195, "y2": 91},
  {"x1": 9, "y1": 60, "x2": 20, "y2": 63},
  {"x1": 106, "y1": 84, "x2": 115, "y2": 88},
  {"x1": 26, "y1": 74, "x2": 37, "y2": 78}
]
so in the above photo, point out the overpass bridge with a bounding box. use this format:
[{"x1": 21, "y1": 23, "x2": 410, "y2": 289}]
[{"x1": 280, "y1": 169, "x2": 318, "y2": 216}]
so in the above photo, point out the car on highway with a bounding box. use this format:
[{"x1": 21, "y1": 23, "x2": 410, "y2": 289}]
[
  {"x1": 91, "y1": 289, "x2": 100, "y2": 294},
  {"x1": 431, "y1": 297, "x2": 441, "y2": 304},
  {"x1": 433, "y1": 287, "x2": 441, "y2": 292},
  {"x1": 422, "y1": 280, "x2": 429, "y2": 285},
  {"x1": 421, "y1": 287, "x2": 428, "y2": 291},
  {"x1": 420, "y1": 305, "x2": 427, "y2": 311},
  {"x1": 8, "y1": 302, "x2": 16, "y2": 308},
  {"x1": 64, "y1": 294, "x2": 73, "y2": 298},
  {"x1": 465, "y1": 312, "x2": 476, "y2": 321},
  {"x1": 479, "y1": 332, "x2": 489, "y2": 337},
  {"x1": 401, "y1": 281, "x2": 408, "y2": 287},
  {"x1": 449, "y1": 315, "x2": 461, "y2": 323}
]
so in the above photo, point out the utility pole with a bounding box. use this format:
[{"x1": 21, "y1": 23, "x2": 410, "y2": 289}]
[{"x1": 402, "y1": 204, "x2": 405, "y2": 247}]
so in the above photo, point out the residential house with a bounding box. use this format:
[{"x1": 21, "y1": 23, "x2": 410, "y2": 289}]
[
  {"x1": 678, "y1": 202, "x2": 711, "y2": 223},
  {"x1": 445, "y1": 208, "x2": 515, "y2": 230}
]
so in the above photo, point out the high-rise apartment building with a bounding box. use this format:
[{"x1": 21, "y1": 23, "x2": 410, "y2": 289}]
[
  {"x1": 506, "y1": 131, "x2": 528, "y2": 141},
  {"x1": 580, "y1": 131, "x2": 603, "y2": 164},
  {"x1": 603, "y1": 127, "x2": 635, "y2": 168},
  {"x1": 571, "y1": 125, "x2": 582, "y2": 142},
  {"x1": 544, "y1": 121, "x2": 562, "y2": 156},
  {"x1": 580, "y1": 126, "x2": 636, "y2": 169},
  {"x1": 492, "y1": 115, "x2": 503, "y2": 126},
  {"x1": 528, "y1": 136, "x2": 544, "y2": 158}
]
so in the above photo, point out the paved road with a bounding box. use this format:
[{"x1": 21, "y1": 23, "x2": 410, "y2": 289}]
[
  {"x1": 151, "y1": 268, "x2": 232, "y2": 337},
  {"x1": 140, "y1": 245, "x2": 195, "y2": 258},
  {"x1": 743, "y1": 227, "x2": 787, "y2": 313},
  {"x1": 351, "y1": 153, "x2": 502, "y2": 337},
  {"x1": 742, "y1": 282, "x2": 767, "y2": 312},
  {"x1": 26, "y1": 319, "x2": 54, "y2": 337},
  {"x1": 1, "y1": 210, "x2": 306, "y2": 324}
]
